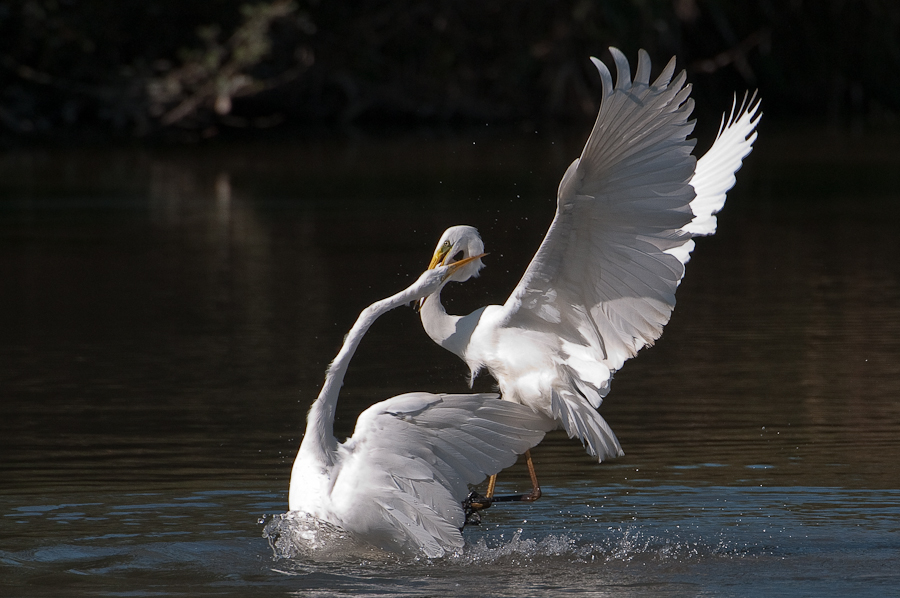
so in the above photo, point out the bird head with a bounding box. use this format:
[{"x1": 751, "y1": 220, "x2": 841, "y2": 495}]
[
  {"x1": 414, "y1": 253, "x2": 486, "y2": 297},
  {"x1": 415, "y1": 226, "x2": 486, "y2": 311},
  {"x1": 426, "y1": 225, "x2": 486, "y2": 283}
]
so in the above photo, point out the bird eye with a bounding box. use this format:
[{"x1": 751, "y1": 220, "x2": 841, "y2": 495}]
[{"x1": 442, "y1": 241, "x2": 451, "y2": 250}]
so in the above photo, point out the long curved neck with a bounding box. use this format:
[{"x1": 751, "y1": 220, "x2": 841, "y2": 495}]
[
  {"x1": 298, "y1": 289, "x2": 417, "y2": 468},
  {"x1": 419, "y1": 287, "x2": 478, "y2": 361}
]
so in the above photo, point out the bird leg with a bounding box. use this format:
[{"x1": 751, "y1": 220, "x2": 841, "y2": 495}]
[
  {"x1": 461, "y1": 450, "x2": 543, "y2": 525},
  {"x1": 484, "y1": 450, "x2": 542, "y2": 503},
  {"x1": 485, "y1": 473, "x2": 497, "y2": 499},
  {"x1": 523, "y1": 449, "x2": 542, "y2": 502},
  {"x1": 462, "y1": 490, "x2": 492, "y2": 526}
]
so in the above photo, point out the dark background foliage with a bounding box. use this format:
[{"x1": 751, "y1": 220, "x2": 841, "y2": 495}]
[{"x1": 1, "y1": 0, "x2": 898, "y2": 140}]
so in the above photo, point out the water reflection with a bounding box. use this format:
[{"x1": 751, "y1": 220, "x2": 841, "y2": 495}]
[{"x1": 1, "y1": 129, "x2": 900, "y2": 596}]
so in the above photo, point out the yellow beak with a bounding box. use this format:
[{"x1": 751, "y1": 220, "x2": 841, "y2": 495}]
[
  {"x1": 415, "y1": 252, "x2": 487, "y2": 311},
  {"x1": 443, "y1": 252, "x2": 487, "y2": 279},
  {"x1": 427, "y1": 245, "x2": 450, "y2": 270}
]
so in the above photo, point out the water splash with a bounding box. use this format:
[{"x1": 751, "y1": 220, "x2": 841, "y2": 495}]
[
  {"x1": 261, "y1": 512, "x2": 395, "y2": 562},
  {"x1": 448, "y1": 525, "x2": 758, "y2": 567},
  {"x1": 450, "y1": 528, "x2": 577, "y2": 565},
  {"x1": 262, "y1": 512, "x2": 350, "y2": 558},
  {"x1": 261, "y1": 511, "x2": 758, "y2": 567}
]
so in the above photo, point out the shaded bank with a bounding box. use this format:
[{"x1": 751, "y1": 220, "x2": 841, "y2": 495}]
[{"x1": 1, "y1": 0, "x2": 899, "y2": 141}]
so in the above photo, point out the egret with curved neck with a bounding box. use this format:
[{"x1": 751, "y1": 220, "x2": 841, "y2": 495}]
[{"x1": 288, "y1": 256, "x2": 554, "y2": 558}]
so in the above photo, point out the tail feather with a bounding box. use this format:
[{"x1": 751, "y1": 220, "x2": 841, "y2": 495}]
[{"x1": 550, "y1": 389, "x2": 624, "y2": 461}]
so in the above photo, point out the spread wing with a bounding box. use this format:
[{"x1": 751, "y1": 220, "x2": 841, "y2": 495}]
[
  {"x1": 501, "y1": 48, "x2": 697, "y2": 411},
  {"x1": 668, "y1": 92, "x2": 762, "y2": 266},
  {"x1": 686, "y1": 92, "x2": 761, "y2": 237},
  {"x1": 500, "y1": 48, "x2": 760, "y2": 419},
  {"x1": 331, "y1": 392, "x2": 554, "y2": 558}
]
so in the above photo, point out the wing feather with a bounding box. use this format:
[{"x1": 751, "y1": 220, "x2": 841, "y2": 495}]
[
  {"x1": 685, "y1": 91, "x2": 761, "y2": 238},
  {"x1": 664, "y1": 92, "x2": 761, "y2": 272},
  {"x1": 495, "y1": 52, "x2": 760, "y2": 463},
  {"x1": 331, "y1": 392, "x2": 554, "y2": 556},
  {"x1": 500, "y1": 48, "x2": 698, "y2": 423}
]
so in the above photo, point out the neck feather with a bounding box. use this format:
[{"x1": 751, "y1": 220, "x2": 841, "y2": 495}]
[
  {"x1": 419, "y1": 287, "x2": 478, "y2": 361},
  {"x1": 298, "y1": 289, "x2": 413, "y2": 467}
]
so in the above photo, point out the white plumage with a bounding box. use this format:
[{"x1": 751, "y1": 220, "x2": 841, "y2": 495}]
[
  {"x1": 288, "y1": 261, "x2": 555, "y2": 558},
  {"x1": 419, "y1": 48, "x2": 761, "y2": 462}
]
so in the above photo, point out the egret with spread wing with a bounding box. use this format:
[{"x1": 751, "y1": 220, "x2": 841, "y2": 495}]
[
  {"x1": 287, "y1": 256, "x2": 555, "y2": 558},
  {"x1": 418, "y1": 48, "x2": 761, "y2": 499}
]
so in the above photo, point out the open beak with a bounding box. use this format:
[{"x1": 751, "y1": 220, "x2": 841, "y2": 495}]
[
  {"x1": 427, "y1": 245, "x2": 451, "y2": 270},
  {"x1": 415, "y1": 252, "x2": 486, "y2": 312}
]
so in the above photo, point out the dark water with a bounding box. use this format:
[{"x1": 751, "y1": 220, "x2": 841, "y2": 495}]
[{"x1": 2, "y1": 128, "x2": 900, "y2": 597}]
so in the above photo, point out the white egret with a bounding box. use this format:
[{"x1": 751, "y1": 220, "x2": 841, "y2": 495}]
[
  {"x1": 287, "y1": 256, "x2": 555, "y2": 558},
  {"x1": 418, "y1": 48, "x2": 761, "y2": 498}
]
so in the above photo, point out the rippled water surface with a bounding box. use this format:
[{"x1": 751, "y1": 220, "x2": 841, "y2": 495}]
[{"x1": 2, "y1": 129, "x2": 900, "y2": 596}]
